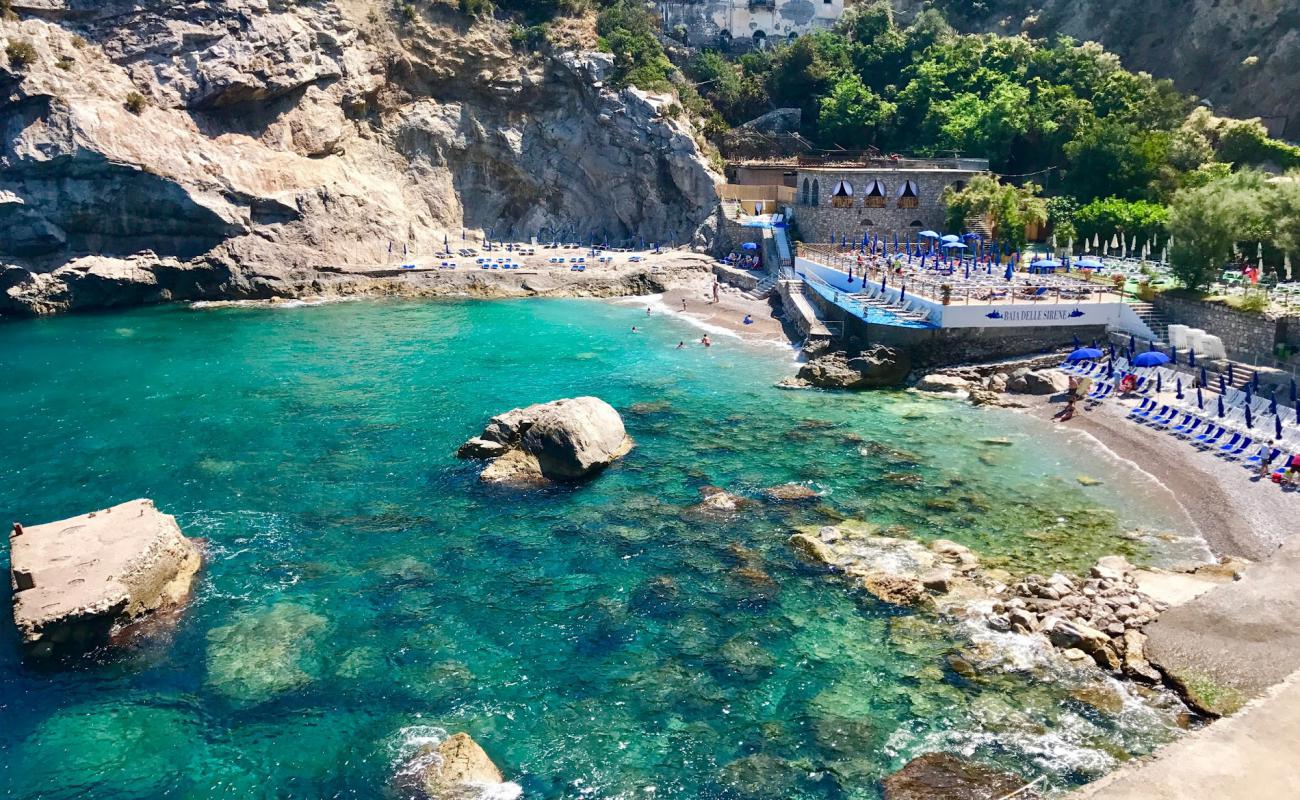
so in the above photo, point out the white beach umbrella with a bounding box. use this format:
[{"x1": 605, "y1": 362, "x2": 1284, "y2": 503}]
[
  {"x1": 1110, "y1": 233, "x2": 1119, "y2": 250},
  {"x1": 1092, "y1": 233, "x2": 1100, "y2": 249}
]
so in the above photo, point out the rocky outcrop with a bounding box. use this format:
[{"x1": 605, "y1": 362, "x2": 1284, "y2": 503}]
[
  {"x1": 785, "y1": 346, "x2": 912, "y2": 390},
  {"x1": 1006, "y1": 368, "x2": 1069, "y2": 395},
  {"x1": 8, "y1": 498, "x2": 201, "y2": 656},
  {"x1": 0, "y1": 4, "x2": 721, "y2": 316},
  {"x1": 760, "y1": 483, "x2": 818, "y2": 503},
  {"x1": 913, "y1": 373, "x2": 970, "y2": 394},
  {"x1": 458, "y1": 396, "x2": 632, "y2": 484},
  {"x1": 882, "y1": 752, "x2": 1038, "y2": 800},
  {"x1": 400, "y1": 732, "x2": 519, "y2": 800},
  {"x1": 991, "y1": 556, "x2": 1169, "y2": 680},
  {"x1": 788, "y1": 522, "x2": 985, "y2": 608}
]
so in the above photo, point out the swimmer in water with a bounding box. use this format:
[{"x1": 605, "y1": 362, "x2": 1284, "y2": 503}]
[
  {"x1": 646, "y1": 307, "x2": 652, "y2": 316},
  {"x1": 631, "y1": 326, "x2": 639, "y2": 333},
  {"x1": 676, "y1": 341, "x2": 685, "y2": 349},
  {"x1": 701, "y1": 334, "x2": 711, "y2": 347}
]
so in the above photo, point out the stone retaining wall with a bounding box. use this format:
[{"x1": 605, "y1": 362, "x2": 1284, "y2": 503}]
[{"x1": 1154, "y1": 294, "x2": 1295, "y2": 360}]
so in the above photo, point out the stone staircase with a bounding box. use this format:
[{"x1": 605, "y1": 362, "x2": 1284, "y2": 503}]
[
  {"x1": 1127, "y1": 301, "x2": 1171, "y2": 345},
  {"x1": 745, "y1": 271, "x2": 779, "y2": 300}
]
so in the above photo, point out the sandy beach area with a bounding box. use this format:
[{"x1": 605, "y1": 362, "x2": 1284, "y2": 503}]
[{"x1": 1020, "y1": 390, "x2": 1295, "y2": 561}]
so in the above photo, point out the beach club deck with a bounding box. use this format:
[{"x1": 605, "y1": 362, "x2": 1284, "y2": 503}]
[{"x1": 793, "y1": 243, "x2": 1147, "y2": 334}]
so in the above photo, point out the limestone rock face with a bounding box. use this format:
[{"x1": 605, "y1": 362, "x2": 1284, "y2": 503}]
[
  {"x1": 458, "y1": 396, "x2": 632, "y2": 484},
  {"x1": 795, "y1": 346, "x2": 912, "y2": 390},
  {"x1": 0, "y1": 5, "x2": 720, "y2": 316},
  {"x1": 882, "y1": 751, "x2": 1037, "y2": 800},
  {"x1": 8, "y1": 499, "x2": 201, "y2": 656}
]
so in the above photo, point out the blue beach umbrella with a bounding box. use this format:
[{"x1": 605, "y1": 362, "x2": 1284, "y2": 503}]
[
  {"x1": 1075, "y1": 257, "x2": 1104, "y2": 269},
  {"x1": 1004, "y1": 262, "x2": 1013, "y2": 281},
  {"x1": 1129, "y1": 334, "x2": 1137, "y2": 352},
  {"x1": 1200, "y1": 366, "x2": 1208, "y2": 387},
  {"x1": 1196, "y1": 386, "x2": 1204, "y2": 410},
  {"x1": 880, "y1": 271, "x2": 887, "y2": 291},
  {"x1": 1252, "y1": 371, "x2": 1260, "y2": 392},
  {"x1": 1270, "y1": 389, "x2": 1279, "y2": 416},
  {"x1": 1156, "y1": 372, "x2": 1163, "y2": 393},
  {"x1": 1218, "y1": 394, "x2": 1226, "y2": 418},
  {"x1": 1246, "y1": 383, "x2": 1253, "y2": 406},
  {"x1": 1245, "y1": 404, "x2": 1254, "y2": 429},
  {"x1": 919, "y1": 230, "x2": 941, "y2": 239},
  {"x1": 1132, "y1": 351, "x2": 1170, "y2": 368},
  {"x1": 1067, "y1": 347, "x2": 1104, "y2": 362},
  {"x1": 941, "y1": 234, "x2": 961, "y2": 243},
  {"x1": 742, "y1": 242, "x2": 758, "y2": 251},
  {"x1": 1176, "y1": 378, "x2": 1184, "y2": 399},
  {"x1": 1276, "y1": 414, "x2": 1284, "y2": 440},
  {"x1": 1188, "y1": 348, "x2": 1196, "y2": 367},
  {"x1": 1227, "y1": 363, "x2": 1235, "y2": 383},
  {"x1": 900, "y1": 285, "x2": 907, "y2": 302}
]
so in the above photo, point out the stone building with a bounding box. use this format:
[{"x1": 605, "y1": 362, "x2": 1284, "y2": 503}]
[
  {"x1": 657, "y1": 0, "x2": 845, "y2": 49},
  {"x1": 792, "y1": 158, "x2": 990, "y2": 242}
]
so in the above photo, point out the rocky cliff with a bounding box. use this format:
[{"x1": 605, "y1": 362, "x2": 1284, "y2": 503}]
[
  {"x1": 0, "y1": 0, "x2": 720, "y2": 315},
  {"x1": 893, "y1": 0, "x2": 1299, "y2": 141}
]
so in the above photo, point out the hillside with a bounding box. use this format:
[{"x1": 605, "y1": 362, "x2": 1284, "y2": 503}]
[
  {"x1": 893, "y1": 0, "x2": 1299, "y2": 140},
  {"x1": 0, "y1": 0, "x2": 720, "y2": 315}
]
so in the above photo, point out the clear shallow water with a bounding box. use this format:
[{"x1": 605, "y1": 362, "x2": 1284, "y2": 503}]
[{"x1": 0, "y1": 299, "x2": 1198, "y2": 799}]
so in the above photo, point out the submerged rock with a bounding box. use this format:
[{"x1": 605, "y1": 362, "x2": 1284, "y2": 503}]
[
  {"x1": 881, "y1": 752, "x2": 1037, "y2": 800},
  {"x1": 761, "y1": 483, "x2": 818, "y2": 503},
  {"x1": 687, "y1": 486, "x2": 750, "y2": 516},
  {"x1": 205, "y1": 602, "x2": 328, "y2": 702},
  {"x1": 8, "y1": 499, "x2": 202, "y2": 657},
  {"x1": 457, "y1": 396, "x2": 633, "y2": 484}
]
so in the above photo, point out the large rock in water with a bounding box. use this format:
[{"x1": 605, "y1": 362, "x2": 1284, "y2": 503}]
[
  {"x1": 8, "y1": 499, "x2": 201, "y2": 656},
  {"x1": 793, "y1": 346, "x2": 911, "y2": 390},
  {"x1": 882, "y1": 752, "x2": 1038, "y2": 800},
  {"x1": 400, "y1": 733, "x2": 520, "y2": 800},
  {"x1": 457, "y1": 397, "x2": 633, "y2": 484}
]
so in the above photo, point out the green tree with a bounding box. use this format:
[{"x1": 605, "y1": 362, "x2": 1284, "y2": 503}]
[
  {"x1": 943, "y1": 174, "x2": 1046, "y2": 251},
  {"x1": 817, "y1": 73, "x2": 896, "y2": 147},
  {"x1": 596, "y1": 1, "x2": 673, "y2": 91},
  {"x1": 1063, "y1": 119, "x2": 1169, "y2": 202},
  {"x1": 1167, "y1": 170, "x2": 1272, "y2": 290},
  {"x1": 1073, "y1": 197, "x2": 1169, "y2": 247}
]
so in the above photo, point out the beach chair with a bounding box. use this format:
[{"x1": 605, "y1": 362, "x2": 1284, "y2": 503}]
[
  {"x1": 1088, "y1": 383, "x2": 1113, "y2": 401},
  {"x1": 1169, "y1": 415, "x2": 1199, "y2": 435},
  {"x1": 1174, "y1": 416, "x2": 1208, "y2": 438},
  {"x1": 1244, "y1": 447, "x2": 1280, "y2": 470},
  {"x1": 1193, "y1": 425, "x2": 1223, "y2": 446},
  {"x1": 1152, "y1": 407, "x2": 1182, "y2": 428},
  {"x1": 1128, "y1": 398, "x2": 1156, "y2": 418},
  {"x1": 1222, "y1": 436, "x2": 1254, "y2": 459},
  {"x1": 1214, "y1": 432, "x2": 1243, "y2": 454}
]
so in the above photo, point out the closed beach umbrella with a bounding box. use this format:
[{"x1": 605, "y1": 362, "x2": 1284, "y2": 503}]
[
  {"x1": 1246, "y1": 404, "x2": 1254, "y2": 429},
  {"x1": 1270, "y1": 389, "x2": 1279, "y2": 416},
  {"x1": 1197, "y1": 386, "x2": 1204, "y2": 410},
  {"x1": 1245, "y1": 383, "x2": 1253, "y2": 406},
  {"x1": 1218, "y1": 394, "x2": 1225, "y2": 418},
  {"x1": 1276, "y1": 414, "x2": 1284, "y2": 440},
  {"x1": 1156, "y1": 372, "x2": 1163, "y2": 393},
  {"x1": 1219, "y1": 374, "x2": 1227, "y2": 394},
  {"x1": 1176, "y1": 378, "x2": 1184, "y2": 399},
  {"x1": 1227, "y1": 363, "x2": 1235, "y2": 383},
  {"x1": 881, "y1": 271, "x2": 887, "y2": 291},
  {"x1": 900, "y1": 285, "x2": 907, "y2": 302},
  {"x1": 1107, "y1": 361, "x2": 1115, "y2": 378},
  {"x1": 1129, "y1": 333, "x2": 1136, "y2": 352},
  {"x1": 1004, "y1": 262, "x2": 1013, "y2": 281},
  {"x1": 1188, "y1": 348, "x2": 1196, "y2": 367},
  {"x1": 1200, "y1": 366, "x2": 1208, "y2": 387},
  {"x1": 1291, "y1": 377, "x2": 1297, "y2": 403},
  {"x1": 1252, "y1": 372, "x2": 1260, "y2": 392}
]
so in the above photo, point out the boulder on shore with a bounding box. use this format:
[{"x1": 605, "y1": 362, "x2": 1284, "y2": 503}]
[
  {"x1": 1006, "y1": 369, "x2": 1069, "y2": 395},
  {"x1": 401, "y1": 732, "x2": 520, "y2": 800},
  {"x1": 9, "y1": 499, "x2": 201, "y2": 656},
  {"x1": 913, "y1": 374, "x2": 970, "y2": 394},
  {"x1": 789, "y1": 346, "x2": 912, "y2": 390},
  {"x1": 457, "y1": 396, "x2": 633, "y2": 484},
  {"x1": 881, "y1": 752, "x2": 1038, "y2": 800}
]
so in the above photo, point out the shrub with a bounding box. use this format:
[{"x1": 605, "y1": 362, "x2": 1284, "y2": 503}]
[
  {"x1": 459, "y1": 0, "x2": 494, "y2": 19},
  {"x1": 1238, "y1": 291, "x2": 1268, "y2": 314},
  {"x1": 1, "y1": 0, "x2": 16, "y2": 21},
  {"x1": 124, "y1": 91, "x2": 148, "y2": 114},
  {"x1": 5, "y1": 39, "x2": 37, "y2": 69},
  {"x1": 71, "y1": 35, "x2": 88, "y2": 49},
  {"x1": 56, "y1": 55, "x2": 74, "y2": 70}
]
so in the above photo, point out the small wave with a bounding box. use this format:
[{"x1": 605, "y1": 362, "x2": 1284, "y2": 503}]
[{"x1": 389, "y1": 725, "x2": 523, "y2": 800}]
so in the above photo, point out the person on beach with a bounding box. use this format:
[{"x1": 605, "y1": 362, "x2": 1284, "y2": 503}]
[
  {"x1": 681, "y1": 298, "x2": 687, "y2": 312},
  {"x1": 742, "y1": 314, "x2": 753, "y2": 325},
  {"x1": 1118, "y1": 373, "x2": 1138, "y2": 394},
  {"x1": 1054, "y1": 396, "x2": 1077, "y2": 422},
  {"x1": 701, "y1": 334, "x2": 711, "y2": 347},
  {"x1": 1257, "y1": 440, "x2": 1276, "y2": 479},
  {"x1": 712, "y1": 280, "x2": 720, "y2": 304}
]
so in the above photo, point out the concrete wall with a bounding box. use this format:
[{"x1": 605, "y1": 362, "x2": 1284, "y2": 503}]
[
  {"x1": 1154, "y1": 294, "x2": 1294, "y2": 360},
  {"x1": 792, "y1": 167, "x2": 985, "y2": 242},
  {"x1": 658, "y1": 0, "x2": 844, "y2": 47}
]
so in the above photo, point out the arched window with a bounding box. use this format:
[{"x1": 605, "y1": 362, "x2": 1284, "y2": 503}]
[
  {"x1": 718, "y1": 30, "x2": 732, "y2": 50},
  {"x1": 752, "y1": 30, "x2": 767, "y2": 49},
  {"x1": 897, "y1": 179, "x2": 919, "y2": 209},
  {"x1": 909, "y1": 220, "x2": 924, "y2": 227},
  {"x1": 810, "y1": 179, "x2": 820, "y2": 207},
  {"x1": 865, "y1": 179, "x2": 886, "y2": 208},
  {"x1": 801, "y1": 178, "x2": 810, "y2": 205},
  {"x1": 831, "y1": 179, "x2": 854, "y2": 208},
  {"x1": 861, "y1": 219, "x2": 875, "y2": 227}
]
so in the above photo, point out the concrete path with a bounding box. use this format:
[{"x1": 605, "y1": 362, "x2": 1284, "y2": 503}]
[{"x1": 1072, "y1": 668, "x2": 1300, "y2": 799}]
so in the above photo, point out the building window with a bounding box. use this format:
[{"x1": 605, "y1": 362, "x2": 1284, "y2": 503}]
[
  {"x1": 830, "y1": 179, "x2": 854, "y2": 208},
  {"x1": 752, "y1": 30, "x2": 767, "y2": 49},
  {"x1": 865, "y1": 179, "x2": 886, "y2": 208},
  {"x1": 811, "y1": 179, "x2": 819, "y2": 207},
  {"x1": 898, "y1": 179, "x2": 919, "y2": 209},
  {"x1": 801, "y1": 178, "x2": 810, "y2": 205}
]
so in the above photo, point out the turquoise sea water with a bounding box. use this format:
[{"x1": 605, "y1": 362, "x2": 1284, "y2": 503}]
[{"x1": 0, "y1": 299, "x2": 1198, "y2": 799}]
